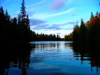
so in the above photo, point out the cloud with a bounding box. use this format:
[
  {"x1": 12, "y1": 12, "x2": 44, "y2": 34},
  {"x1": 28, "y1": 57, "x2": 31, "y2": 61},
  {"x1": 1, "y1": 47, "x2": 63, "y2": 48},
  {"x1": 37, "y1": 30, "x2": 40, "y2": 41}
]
[
  {"x1": 64, "y1": 27, "x2": 73, "y2": 30},
  {"x1": 51, "y1": 0, "x2": 66, "y2": 10},
  {"x1": 27, "y1": 0, "x2": 47, "y2": 8},
  {"x1": 71, "y1": 14, "x2": 76, "y2": 16},
  {"x1": 45, "y1": 24, "x2": 63, "y2": 30},
  {"x1": 47, "y1": 27, "x2": 63, "y2": 30},
  {"x1": 31, "y1": 23, "x2": 63, "y2": 30},
  {"x1": 31, "y1": 20, "x2": 79, "y2": 30},
  {"x1": 32, "y1": 24, "x2": 49, "y2": 30},
  {"x1": 57, "y1": 33, "x2": 61, "y2": 35},
  {"x1": 32, "y1": 7, "x2": 76, "y2": 19},
  {"x1": 63, "y1": 20, "x2": 79, "y2": 25},
  {"x1": 30, "y1": 19, "x2": 47, "y2": 26}
]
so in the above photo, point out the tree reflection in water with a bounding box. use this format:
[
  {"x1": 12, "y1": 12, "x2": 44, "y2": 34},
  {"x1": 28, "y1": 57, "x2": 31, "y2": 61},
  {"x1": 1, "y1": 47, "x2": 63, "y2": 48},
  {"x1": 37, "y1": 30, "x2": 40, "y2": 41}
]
[
  {"x1": 1, "y1": 41, "x2": 100, "y2": 75},
  {"x1": 0, "y1": 43, "x2": 34, "y2": 75},
  {"x1": 72, "y1": 42, "x2": 100, "y2": 74}
]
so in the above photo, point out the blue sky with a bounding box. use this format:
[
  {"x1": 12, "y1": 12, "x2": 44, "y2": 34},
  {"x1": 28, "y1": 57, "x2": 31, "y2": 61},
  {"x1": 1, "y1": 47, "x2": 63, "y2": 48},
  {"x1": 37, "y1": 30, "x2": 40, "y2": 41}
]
[{"x1": 0, "y1": 0, "x2": 100, "y2": 38}]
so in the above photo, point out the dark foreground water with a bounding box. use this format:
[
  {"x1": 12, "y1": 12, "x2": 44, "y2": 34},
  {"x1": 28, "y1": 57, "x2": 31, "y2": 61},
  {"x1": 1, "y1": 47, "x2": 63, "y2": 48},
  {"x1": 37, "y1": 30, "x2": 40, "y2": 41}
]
[{"x1": 1, "y1": 41, "x2": 100, "y2": 75}]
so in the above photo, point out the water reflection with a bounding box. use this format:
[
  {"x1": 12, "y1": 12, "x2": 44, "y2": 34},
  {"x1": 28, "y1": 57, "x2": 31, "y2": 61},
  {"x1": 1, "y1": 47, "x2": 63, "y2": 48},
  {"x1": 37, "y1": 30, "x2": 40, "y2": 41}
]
[
  {"x1": 30, "y1": 41, "x2": 100, "y2": 74},
  {"x1": 0, "y1": 43, "x2": 33, "y2": 75},
  {"x1": 1, "y1": 41, "x2": 100, "y2": 75},
  {"x1": 73, "y1": 42, "x2": 100, "y2": 74}
]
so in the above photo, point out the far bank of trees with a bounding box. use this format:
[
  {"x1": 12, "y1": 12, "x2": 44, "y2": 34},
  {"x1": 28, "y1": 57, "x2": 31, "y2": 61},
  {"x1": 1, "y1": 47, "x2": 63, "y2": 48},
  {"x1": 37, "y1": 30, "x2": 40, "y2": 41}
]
[
  {"x1": 31, "y1": 32, "x2": 61, "y2": 41},
  {"x1": 64, "y1": 33, "x2": 73, "y2": 41}
]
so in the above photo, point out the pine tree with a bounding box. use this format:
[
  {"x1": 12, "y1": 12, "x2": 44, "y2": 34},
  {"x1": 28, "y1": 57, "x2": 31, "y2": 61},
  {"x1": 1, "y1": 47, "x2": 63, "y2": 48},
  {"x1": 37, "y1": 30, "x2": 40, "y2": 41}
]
[
  {"x1": 73, "y1": 25, "x2": 79, "y2": 42},
  {"x1": 18, "y1": 0, "x2": 31, "y2": 42},
  {"x1": 5, "y1": 10, "x2": 10, "y2": 21},
  {"x1": 90, "y1": 12, "x2": 94, "y2": 24},
  {"x1": 18, "y1": 14, "x2": 21, "y2": 25},
  {"x1": 96, "y1": 11, "x2": 99, "y2": 17},
  {"x1": 79, "y1": 19, "x2": 87, "y2": 42},
  {"x1": 20, "y1": 0, "x2": 30, "y2": 30},
  {"x1": 21, "y1": 0, "x2": 26, "y2": 20},
  {"x1": 26, "y1": 15, "x2": 30, "y2": 30}
]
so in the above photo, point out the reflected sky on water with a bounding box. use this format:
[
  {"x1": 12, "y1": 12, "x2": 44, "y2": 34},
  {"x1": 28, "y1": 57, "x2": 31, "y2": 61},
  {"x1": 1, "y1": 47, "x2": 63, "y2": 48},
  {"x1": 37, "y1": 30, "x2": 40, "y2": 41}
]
[{"x1": 1, "y1": 41, "x2": 100, "y2": 75}]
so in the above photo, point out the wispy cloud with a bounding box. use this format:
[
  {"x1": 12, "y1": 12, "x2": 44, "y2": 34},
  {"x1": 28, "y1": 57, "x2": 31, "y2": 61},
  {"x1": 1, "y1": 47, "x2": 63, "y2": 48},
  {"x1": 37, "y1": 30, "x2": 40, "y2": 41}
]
[
  {"x1": 32, "y1": 24, "x2": 49, "y2": 30},
  {"x1": 31, "y1": 20, "x2": 79, "y2": 31},
  {"x1": 30, "y1": 19, "x2": 47, "y2": 26},
  {"x1": 63, "y1": 20, "x2": 79, "y2": 25},
  {"x1": 47, "y1": 25, "x2": 63, "y2": 30},
  {"x1": 50, "y1": 0, "x2": 66, "y2": 10},
  {"x1": 32, "y1": 7, "x2": 76, "y2": 19},
  {"x1": 31, "y1": 23, "x2": 63, "y2": 30},
  {"x1": 27, "y1": 0, "x2": 47, "y2": 8},
  {"x1": 46, "y1": 8, "x2": 74, "y2": 18}
]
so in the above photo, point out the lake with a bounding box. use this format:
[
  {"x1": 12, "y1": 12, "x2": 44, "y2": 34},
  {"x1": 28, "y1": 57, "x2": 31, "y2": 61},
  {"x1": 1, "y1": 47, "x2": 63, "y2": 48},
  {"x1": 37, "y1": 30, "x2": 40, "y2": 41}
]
[{"x1": 1, "y1": 41, "x2": 100, "y2": 75}]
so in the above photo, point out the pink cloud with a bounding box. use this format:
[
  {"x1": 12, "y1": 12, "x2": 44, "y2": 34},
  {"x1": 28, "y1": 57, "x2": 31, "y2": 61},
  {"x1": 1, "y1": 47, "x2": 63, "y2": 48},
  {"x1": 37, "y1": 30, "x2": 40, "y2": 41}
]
[{"x1": 51, "y1": 0, "x2": 66, "y2": 10}]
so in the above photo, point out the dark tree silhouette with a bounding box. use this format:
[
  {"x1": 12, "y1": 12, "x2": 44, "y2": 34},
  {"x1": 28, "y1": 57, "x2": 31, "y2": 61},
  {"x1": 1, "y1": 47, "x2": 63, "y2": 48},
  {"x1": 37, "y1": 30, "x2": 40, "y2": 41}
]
[
  {"x1": 21, "y1": 0, "x2": 26, "y2": 20},
  {"x1": 79, "y1": 19, "x2": 87, "y2": 42},
  {"x1": 73, "y1": 25, "x2": 79, "y2": 42}
]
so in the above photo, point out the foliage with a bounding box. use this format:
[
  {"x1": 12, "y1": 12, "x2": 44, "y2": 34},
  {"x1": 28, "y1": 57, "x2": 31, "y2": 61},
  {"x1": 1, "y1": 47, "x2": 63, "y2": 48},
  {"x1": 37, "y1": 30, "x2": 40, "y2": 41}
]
[
  {"x1": 64, "y1": 33, "x2": 73, "y2": 41},
  {"x1": 0, "y1": 0, "x2": 62, "y2": 42},
  {"x1": 32, "y1": 33, "x2": 61, "y2": 41},
  {"x1": 0, "y1": 0, "x2": 32, "y2": 43},
  {"x1": 72, "y1": 12, "x2": 100, "y2": 43},
  {"x1": 73, "y1": 25, "x2": 79, "y2": 42},
  {"x1": 79, "y1": 19, "x2": 87, "y2": 42}
]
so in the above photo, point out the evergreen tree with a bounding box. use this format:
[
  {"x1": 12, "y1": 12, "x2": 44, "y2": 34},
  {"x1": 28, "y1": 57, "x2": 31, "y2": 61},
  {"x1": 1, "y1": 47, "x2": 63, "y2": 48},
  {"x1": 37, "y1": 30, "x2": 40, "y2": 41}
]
[
  {"x1": 18, "y1": 14, "x2": 21, "y2": 25},
  {"x1": 18, "y1": 0, "x2": 31, "y2": 42},
  {"x1": 0, "y1": 7, "x2": 5, "y2": 41},
  {"x1": 96, "y1": 11, "x2": 99, "y2": 17},
  {"x1": 21, "y1": 0, "x2": 26, "y2": 20},
  {"x1": 26, "y1": 15, "x2": 30, "y2": 30},
  {"x1": 73, "y1": 25, "x2": 79, "y2": 42},
  {"x1": 90, "y1": 12, "x2": 94, "y2": 24},
  {"x1": 79, "y1": 19, "x2": 87, "y2": 42}
]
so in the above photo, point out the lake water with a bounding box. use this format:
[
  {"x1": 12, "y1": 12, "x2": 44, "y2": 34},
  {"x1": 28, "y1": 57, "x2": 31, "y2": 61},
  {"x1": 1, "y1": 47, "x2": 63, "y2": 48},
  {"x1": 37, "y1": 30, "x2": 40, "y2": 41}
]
[{"x1": 1, "y1": 41, "x2": 100, "y2": 75}]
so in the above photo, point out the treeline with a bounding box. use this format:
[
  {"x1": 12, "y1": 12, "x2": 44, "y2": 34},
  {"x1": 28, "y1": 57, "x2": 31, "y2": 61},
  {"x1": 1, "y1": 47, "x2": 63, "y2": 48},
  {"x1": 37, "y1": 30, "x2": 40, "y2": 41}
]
[
  {"x1": 64, "y1": 33, "x2": 73, "y2": 41},
  {"x1": 73, "y1": 12, "x2": 100, "y2": 42},
  {"x1": 31, "y1": 32, "x2": 61, "y2": 41},
  {"x1": 0, "y1": 0, "x2": 62, "y2": 43},
  {"x1": 64, "y1": 12, "x2": 100, "y2": 43}
]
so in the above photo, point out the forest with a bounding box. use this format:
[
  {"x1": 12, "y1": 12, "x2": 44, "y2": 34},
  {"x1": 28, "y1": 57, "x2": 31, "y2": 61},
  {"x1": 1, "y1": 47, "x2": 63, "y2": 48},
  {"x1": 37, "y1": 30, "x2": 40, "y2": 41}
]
[
  {"x1": 0, "y1": 0, "x2": 61, "y2": 43},
  {"x1": 64, "y1": 12, "x2": 100, "y2": 43},
  {"x1": 0, "y1": 6, "x2": 32, "y2": 43}
]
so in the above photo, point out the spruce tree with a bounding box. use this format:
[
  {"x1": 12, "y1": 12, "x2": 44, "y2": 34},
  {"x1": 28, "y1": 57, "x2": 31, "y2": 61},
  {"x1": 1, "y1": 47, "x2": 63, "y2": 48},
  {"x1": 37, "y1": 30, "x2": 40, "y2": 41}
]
[
  {"x1": 21, "y1": 0, "x2": 26, "y2": 20},
  {"x1": 18, "y1": 0, "x2": 31, "y2": 42},
  {"x1": 79, "y1": 19, "x2": 87, "y2": 42}
]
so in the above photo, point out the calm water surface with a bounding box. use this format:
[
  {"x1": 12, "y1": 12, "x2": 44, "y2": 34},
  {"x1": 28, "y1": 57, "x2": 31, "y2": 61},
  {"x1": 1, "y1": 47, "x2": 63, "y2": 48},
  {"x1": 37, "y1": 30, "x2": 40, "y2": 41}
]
[{"x1": 2, "y1": 41, "x2": 100, "y2": 75}]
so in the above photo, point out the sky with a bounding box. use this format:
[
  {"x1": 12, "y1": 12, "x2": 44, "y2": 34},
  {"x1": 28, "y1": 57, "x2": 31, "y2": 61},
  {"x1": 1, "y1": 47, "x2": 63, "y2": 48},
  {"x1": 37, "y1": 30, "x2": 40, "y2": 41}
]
[{"x1": 0, "y1": 0, "x2": 100, "y2": 38}]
